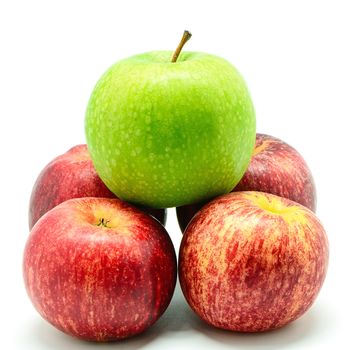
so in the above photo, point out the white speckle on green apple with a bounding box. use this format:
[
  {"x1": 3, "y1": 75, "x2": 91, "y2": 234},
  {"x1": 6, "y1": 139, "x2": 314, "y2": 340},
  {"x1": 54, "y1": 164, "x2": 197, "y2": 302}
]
[{"x1": 85, "y1": 31, "x2": 256, "y2": 208}]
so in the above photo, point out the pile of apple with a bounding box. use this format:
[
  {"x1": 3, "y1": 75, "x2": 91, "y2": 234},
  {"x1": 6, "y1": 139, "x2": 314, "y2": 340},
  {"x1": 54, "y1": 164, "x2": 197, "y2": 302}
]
[{"x1": 23, "y1": 32, "x2": 328, "y2": 341}]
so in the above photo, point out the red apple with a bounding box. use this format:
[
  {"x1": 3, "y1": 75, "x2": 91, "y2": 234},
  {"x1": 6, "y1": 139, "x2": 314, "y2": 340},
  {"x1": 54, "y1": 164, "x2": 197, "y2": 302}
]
[
  {"x1": 23, "y1": 197, "x2": 177, "y2": 341},
  {"x1": 179, "y1": 191, "x2": 328, "y2": 332},
  {"x1": 176, "y1": 133, "x2": 316, "y2": 232},
  {"x1": 29, "y1": 144, "x2": 166, "y2": 229}
]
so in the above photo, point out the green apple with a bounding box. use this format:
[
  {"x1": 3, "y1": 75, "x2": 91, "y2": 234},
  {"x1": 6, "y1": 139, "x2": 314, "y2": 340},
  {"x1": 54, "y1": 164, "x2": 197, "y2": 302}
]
[{"x1": 85, "y1": 33, "x2": 255, "y2": 208}]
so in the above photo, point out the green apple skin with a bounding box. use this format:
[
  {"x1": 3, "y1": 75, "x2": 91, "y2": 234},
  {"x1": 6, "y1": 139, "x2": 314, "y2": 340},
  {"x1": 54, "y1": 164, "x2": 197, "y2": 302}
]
[{"x1": 85, "y1": 51, "x2": 256, "y2": 208}]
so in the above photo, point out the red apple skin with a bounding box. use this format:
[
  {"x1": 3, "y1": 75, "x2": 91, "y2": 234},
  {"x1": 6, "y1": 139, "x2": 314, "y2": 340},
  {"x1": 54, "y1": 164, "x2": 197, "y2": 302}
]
[
  {"x1": 234, "y1": 133, "x2": 316, "y2": 210},
  {"x1": 176, "y1": 133, "x2": 316, "y2": 232},
  {"x1": 179, "y1": 191, "x2": 328, "y2": 332},
  {"x1": 29, "y1": 145, "x2": 166, "y2": 229},
  {"x1": 23, "y1": 197, "x2": 177, "y2": 341}
]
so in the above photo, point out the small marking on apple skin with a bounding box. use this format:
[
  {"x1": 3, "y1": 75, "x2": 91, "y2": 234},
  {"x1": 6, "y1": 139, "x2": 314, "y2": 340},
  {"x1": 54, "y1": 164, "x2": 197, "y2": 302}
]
[{"x1": 179, "y1": 192, "x2": 328, "y2": 332}]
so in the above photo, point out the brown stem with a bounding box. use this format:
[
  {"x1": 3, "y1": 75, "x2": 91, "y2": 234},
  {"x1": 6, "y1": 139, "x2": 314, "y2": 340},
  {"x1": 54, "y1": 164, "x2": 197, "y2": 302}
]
[{"x1": 171, "y1": 30, "x2": 192, "y2": 63}]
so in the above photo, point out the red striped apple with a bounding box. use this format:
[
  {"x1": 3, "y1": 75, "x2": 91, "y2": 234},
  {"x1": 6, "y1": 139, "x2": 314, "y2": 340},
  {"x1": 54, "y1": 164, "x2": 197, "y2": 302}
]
[
  {"x1": 23, "y1": 197, "x2": 177, "y2": 341},
  {"x1": 176, "y1": 133, "x2": 316, "y2": 232},
  {"x1": 179, "y1": 191, "x2": 328, "y2": 332},
  {"x1": 234, "y1": 133, "x2": 316, "y2": 210},
  {"x1": 29, "y1": 145, "x2": 166, "y2": 229}
]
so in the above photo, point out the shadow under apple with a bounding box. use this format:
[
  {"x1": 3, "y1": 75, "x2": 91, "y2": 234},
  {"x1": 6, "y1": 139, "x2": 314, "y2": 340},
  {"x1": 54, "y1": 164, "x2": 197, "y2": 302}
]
[
  {"x1": 19, "y1": 286, "x2": 334, "y2": 349},
  {"x1": 188, "y1": 301, "x2": 335, "y2": 349}
]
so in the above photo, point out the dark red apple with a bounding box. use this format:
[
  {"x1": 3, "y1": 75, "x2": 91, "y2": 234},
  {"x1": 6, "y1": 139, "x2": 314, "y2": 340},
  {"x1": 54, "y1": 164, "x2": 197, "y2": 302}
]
[
  {"x1": 176, "y1": 133, "x2": 316, "y2": 232},
  {"x1": 29, "y1": 144, "x2": 166, "y2": 229},
  {"x1": 179, "y1": 191, "x2": 328, "y2": 332},
  {"x1": 23, "y1": 197, "x2": 177, "y2": 341}
]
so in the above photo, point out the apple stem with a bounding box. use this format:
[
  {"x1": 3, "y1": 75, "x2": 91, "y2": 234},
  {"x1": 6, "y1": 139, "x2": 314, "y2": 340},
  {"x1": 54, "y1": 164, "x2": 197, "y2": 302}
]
[
  {"x1": 97, "y1": 218, "x2": 109, "y2": 228},
  {"x1": 171, "y1": 30, "x2": 192, "y2": 63}
]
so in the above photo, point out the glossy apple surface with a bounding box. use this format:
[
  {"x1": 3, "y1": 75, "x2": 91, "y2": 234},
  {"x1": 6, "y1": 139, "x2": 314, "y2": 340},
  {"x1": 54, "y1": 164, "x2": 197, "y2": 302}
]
[
  {"x1": 85, "y1": 51, "x2": 255, "y2": 208},
  {"x1": 179, "y1": 191, "x2": 328, "y2": 332},
  {"x1": 234, "y1": 133, "x2": 316, "y2": 210},
  {"x1": 29, "y1": 145, "x2": 166, "y2": 229},
  {"x1": 176, "y1": 133, "x2": 316, "y2": 232},
  {"x1": 23, "y1": 198, "x2": 177, "y2": 341}
]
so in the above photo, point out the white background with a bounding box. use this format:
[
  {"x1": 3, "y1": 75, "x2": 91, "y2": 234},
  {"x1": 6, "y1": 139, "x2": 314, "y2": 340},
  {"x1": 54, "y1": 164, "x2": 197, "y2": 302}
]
[{"x1": 1, "y1": 0, "x2": 349, "y2": 349}]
